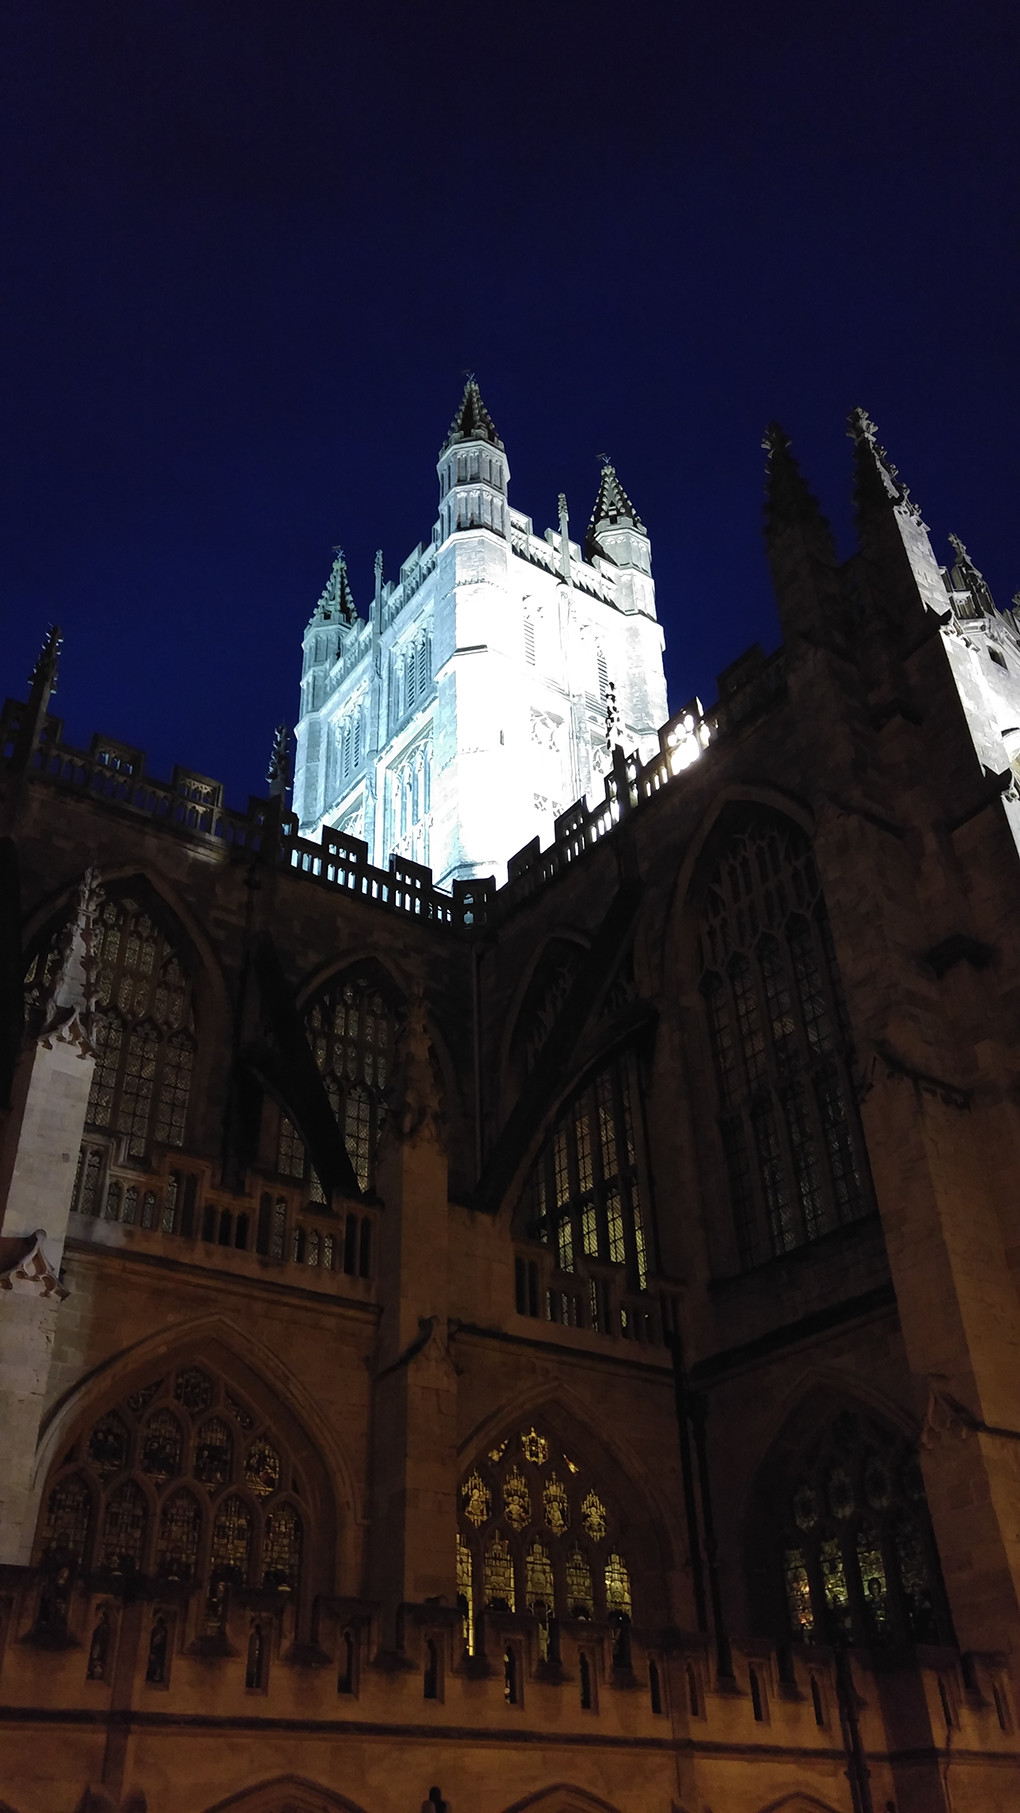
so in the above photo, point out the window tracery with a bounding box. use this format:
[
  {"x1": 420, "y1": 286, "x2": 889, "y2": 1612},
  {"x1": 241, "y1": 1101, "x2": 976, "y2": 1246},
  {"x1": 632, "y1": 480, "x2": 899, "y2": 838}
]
[
  {"x1": 456, "y1": 1425, "x2": 630, "y2": 1649},
  {"x1": 27, "y1": 891, "x2": 196, "y2": 1166},
  {"x1": 698, "y1": 812, "x2": 871, "y2": 1270},
  {"x1": 523, "y1": 1052, "x2": 650, "y2": 1298},
  {"x1": 775, "y1": 1410, "x2": 948, "y2": 1649},
  {"x1": 33, "y1": 1365, "x2": 305, "y2": 1640},
  {"x1": 275, "y1": 968, "x2": 397, "y2": 1196}
]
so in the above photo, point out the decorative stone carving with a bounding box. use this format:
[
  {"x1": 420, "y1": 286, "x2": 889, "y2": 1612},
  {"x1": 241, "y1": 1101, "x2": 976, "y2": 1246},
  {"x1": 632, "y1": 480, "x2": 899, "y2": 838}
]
[
  {"x1": 38, "y1": 866, "x2": 102, "y2": 1058},
  {"x1": 0, "y1": 1230, "x2": 69, "y2": 1301}
]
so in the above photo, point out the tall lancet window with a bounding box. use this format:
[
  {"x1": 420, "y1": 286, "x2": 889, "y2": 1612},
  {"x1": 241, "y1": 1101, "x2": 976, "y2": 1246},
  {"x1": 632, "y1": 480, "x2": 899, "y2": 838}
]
[
  {"x1": 390, "y1": 738, "x2": 432, "y2": 868},
  {"x1": 26, "y1": 889, "x2": 196, "y2": 1163},
  {"x1": 698, "y1": 812, "x2": 871, "y2": 1270}
]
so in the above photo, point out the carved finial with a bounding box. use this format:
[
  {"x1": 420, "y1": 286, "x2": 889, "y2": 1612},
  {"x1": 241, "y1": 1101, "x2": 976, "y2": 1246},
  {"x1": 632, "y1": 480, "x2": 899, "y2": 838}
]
[
  {"x1": 762, "y1": 421, "x2": 834, "y2": 552},
  {"x1": 315, "y1": 549, "x2": 357, "y2": 626},
  {"x1": 847, "y1": 405, "x2": 917, "y2": 515},
  {"x1": 605, "y1": 679, "x2": 622, "y2": 752},
  {"x1": 266, "y1": 724, "x2": 291, "y2": 795},
  {"x1": 29, "y1": 624, "x2": 62, "y2": 698},
  {"x1": 38, "y1": 866, "x2": 102, "y2": 1057},
  {"x1": 947, "y1": 534, "x2": 995, "y2": 617}
]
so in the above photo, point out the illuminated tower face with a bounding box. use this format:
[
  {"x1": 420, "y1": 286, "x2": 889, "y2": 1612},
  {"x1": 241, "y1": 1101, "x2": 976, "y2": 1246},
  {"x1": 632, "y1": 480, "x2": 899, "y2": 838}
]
[{"x1": 292, "y1": 383, "x2": 669, "y2": 888}]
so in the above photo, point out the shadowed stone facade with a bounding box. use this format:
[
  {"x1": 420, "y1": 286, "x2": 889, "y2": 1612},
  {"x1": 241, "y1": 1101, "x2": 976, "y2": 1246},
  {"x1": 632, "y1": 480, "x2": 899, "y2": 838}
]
[{"x1": 1, "y1": 400, "x2": 1020, "y2": 1813}]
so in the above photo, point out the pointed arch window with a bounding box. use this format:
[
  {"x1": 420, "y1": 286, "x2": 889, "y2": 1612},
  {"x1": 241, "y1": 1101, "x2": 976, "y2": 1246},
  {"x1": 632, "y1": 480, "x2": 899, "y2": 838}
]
[
  {"x1": 698, "y1": 813, "x2": 871, "y2": 1270},
  {"x1": 523, "y1": 1051, "x2": 650, "y2": 1294},
  {"x1": 389, "y1": 737, "x2": 432, "y2": 868},
  {"x1": 32, "y1": 1365, "x2": 307, "y2": 1641},
  {"x1": 27, "y1": 891, "x2": 196, "y2": 1164},
  {"x1": 457, "y1": 1425, "x2": 631, "y2": 1650},
  {"x1": 280, "y1": 968, "x2": 396, "y2": 1195},
  {"x1": 774, "y1": 1410, "x2": 949, "y2": 1649}
]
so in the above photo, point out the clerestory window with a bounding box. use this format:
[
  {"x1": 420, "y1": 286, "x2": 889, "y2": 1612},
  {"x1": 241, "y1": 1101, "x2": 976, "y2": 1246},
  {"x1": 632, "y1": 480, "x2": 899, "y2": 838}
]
[
  {"x1": 26, "y1": 890, "x2": 196, "y2": 1163},
  {"x1": 276, "y1": 968, "x2": 396, "y2": 1195},
  {"x1": 457, "y1": 1425, "x2": 632, "y2": 1661},
  {"x1": 32, "y1": 1366, "x2": 304, "y2": 1647},
  {"x1": 698, "y1": 812, "x2": 871, "y2": 1271},
  {"x1": 524, "y1": 1052, "x2": 650, "y2": 1295}
]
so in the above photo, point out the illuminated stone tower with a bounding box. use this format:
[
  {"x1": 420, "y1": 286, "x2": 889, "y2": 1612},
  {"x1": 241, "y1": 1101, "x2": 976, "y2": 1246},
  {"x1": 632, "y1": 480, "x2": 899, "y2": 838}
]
[{"x1": 292, "y1": 381, "x2": 669, "y2": 887}]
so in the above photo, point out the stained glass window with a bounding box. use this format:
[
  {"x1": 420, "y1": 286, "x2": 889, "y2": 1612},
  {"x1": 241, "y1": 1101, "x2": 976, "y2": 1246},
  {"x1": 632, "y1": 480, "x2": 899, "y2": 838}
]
[
  {"x1": 462, "y1": 1473, "x2": 491, "y2": 1528},
  {"x1": 262, "y1": 1505, "x2": 302, "y2": 1591},
  {"x1": 543, "y1": 1475, "x2": 569, "y2": 1535},
  {"x1": 174, "y1": 1368, "x2": 214, "y2": 1413},
  {"x1": 565, "y1": 1546, "x2": 594, "y2": 1618},
  {"x1": 525, "y1": 1540, "x2": 555, "y2": 1610},
  {"x1": 209, "y1": 1498, "x2": 252, "y2": 1577},
  {"x1": 195, "y1": 1418, "x2": 233, "y2": 1493},
  {"x1": 41, "y1": 1475, "x2": 92, "y2": 1563},
  {"x1": 457, "y1": 1533, "x2": 474, "y2": 1654},
  {"x1": 157, "y1": 1490, "x2": 201, "y2": 1580},
  {"x1": 87, "y1": 1415, "x2": 129, "y2": 1481},
  {"x1": 699, "y1": 812, "x2": 871, "y2": 1270},
  {"x1": 581, "y1": 1492, "x2": 607, "y2": 1540},
  {"x1": 35, "y1": 1366, "x2": 309, "y2": 1638},
  {"x1": 604, "y1": 1553, "x2": 631, "y2": 1616},
  {"x1": 784, "y1": 1547, "x2": 815, "y2": 1638},
  {"x1": 856, "y1": 1523, "x2": 889, "y2": 1639},
  {"x1": 521, "y1": 1429, "x2": 549, "y2": 1466},
  {"x1": 775, "y1": 1410, "x2": 947, "y2": 1648},
  {"x1": 484, "y1": 1535, "x2": 515, "y2": 1611},
  {"x1": 502, "y1": 1467, "x2": 531, "y2": 1531},
  {"x1": 141, "y1": 1410, "x2": 183, "y2": 1486},
  {"x1": 98, "y1": 1480, "x2": 147, "y2": 1573},
  {"x1": 457, "y1": 1425, "x2": 626, "y2": 1632},
  {"x1": 522, "y1": 1051, "x2": 649, "y2": 1298},
  {"x1": 244, "y1": 1439, "x2": 281, "y2": 1499}
]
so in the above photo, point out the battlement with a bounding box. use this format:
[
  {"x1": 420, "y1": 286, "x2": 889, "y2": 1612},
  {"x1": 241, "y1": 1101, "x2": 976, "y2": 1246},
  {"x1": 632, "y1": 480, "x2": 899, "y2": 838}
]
[{"x1": 1, "y1": 646, "x2": 785, "y2": 934}]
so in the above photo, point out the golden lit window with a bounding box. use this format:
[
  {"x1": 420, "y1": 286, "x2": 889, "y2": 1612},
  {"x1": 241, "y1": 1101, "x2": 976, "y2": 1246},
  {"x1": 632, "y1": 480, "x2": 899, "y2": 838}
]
[{"x1": 456, "y1": 1425, "x2": 630, "y2": 1644}]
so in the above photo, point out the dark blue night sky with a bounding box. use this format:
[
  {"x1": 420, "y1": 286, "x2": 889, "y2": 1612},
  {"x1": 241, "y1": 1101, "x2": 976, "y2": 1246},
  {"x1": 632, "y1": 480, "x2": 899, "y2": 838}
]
[{"x1": 3, "y1": 1, "x2": 1018, "y2": 813}]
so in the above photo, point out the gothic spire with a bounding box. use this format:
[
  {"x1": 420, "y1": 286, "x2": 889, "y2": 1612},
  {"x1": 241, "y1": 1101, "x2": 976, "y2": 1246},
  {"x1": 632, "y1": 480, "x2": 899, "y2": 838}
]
[
  {"x1": 313, "y1": 548, "x2": 358, "y2": 627},
  {"x1": 762, "y1": 423, "x2": 835, "y2": 553},
  {"x1": 585, "y1": 461, "x2": 645, "y2": 562},
  {"x1": 441, "y1": 378, "x2": 504, "y2": 452},
  {"x1": 847, "y1": 407, "x2": 918, "y2": 517}
]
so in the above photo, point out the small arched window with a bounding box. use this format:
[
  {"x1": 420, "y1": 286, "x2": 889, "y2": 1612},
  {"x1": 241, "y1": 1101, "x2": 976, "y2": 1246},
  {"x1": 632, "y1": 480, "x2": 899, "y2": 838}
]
[
  {"x1": 26, "y1": 889, "x2": 196, "y2": 1165},
  {"x1": 33, "y1": 1366, "x2": 305, "y2": 1642},
  {"x1": 776, "y1": 1409, "x2": 949, "y2": 1650},
  {"x1": 698, "y1": 812, "x2": 871, "y2": 1270}
]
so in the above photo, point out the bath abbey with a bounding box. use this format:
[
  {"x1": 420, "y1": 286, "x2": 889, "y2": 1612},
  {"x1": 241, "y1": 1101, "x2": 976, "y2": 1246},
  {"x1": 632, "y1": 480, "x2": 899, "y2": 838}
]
[{"x1": 2, "y1": 381, "x2": 1020, "y2": 1813}]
